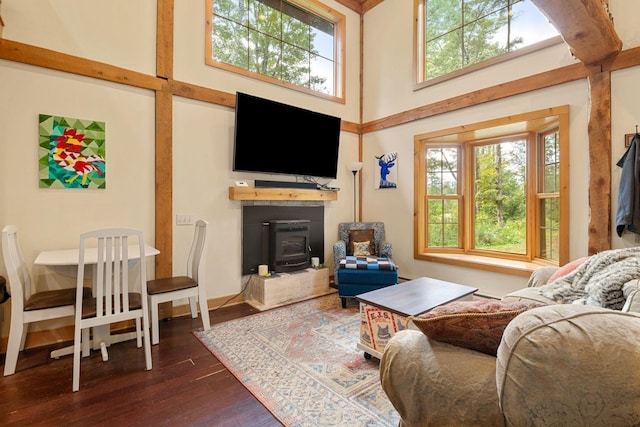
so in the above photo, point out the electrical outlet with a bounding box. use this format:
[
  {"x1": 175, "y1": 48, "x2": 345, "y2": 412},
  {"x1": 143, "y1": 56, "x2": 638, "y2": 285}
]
[{"x1": 176, "y1": 214, "x2": 195, "y2": 226}]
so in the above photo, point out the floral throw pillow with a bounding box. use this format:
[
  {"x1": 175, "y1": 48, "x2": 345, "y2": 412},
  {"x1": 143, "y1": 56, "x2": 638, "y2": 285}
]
[
  {"x1": 347, "y1": 229, "x2": 376, "y2": 256},
  {"x1": 410, "y1": 299, "x2": 544, "y2": 356},
  {"x1": 352, "y1": 241, "x2": 371, "y2": 256}
]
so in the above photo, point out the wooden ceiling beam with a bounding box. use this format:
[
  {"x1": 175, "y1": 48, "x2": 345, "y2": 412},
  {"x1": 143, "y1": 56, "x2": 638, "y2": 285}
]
[
  {"x1": 334, "y1": 0, "x2": 363, "y2": 14},
  {"x1": 333, "y1": 0, "x2": 384, "y2": 15},
  {"x1": 531, "y1": 0, "x2": 622, "y2": 65}
]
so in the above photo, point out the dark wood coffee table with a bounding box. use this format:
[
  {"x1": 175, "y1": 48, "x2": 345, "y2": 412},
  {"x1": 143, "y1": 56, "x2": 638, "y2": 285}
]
[{"x1": 356, "y1": 277, "x2": 477, "y2": 359}]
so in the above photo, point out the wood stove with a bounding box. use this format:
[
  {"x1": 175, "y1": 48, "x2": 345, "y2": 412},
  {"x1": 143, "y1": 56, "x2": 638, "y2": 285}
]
[
  {"x1": 241, "y1": 205, "x2": 323, "y2": 276},
  {"x1": 268, "y1": 219, "x2": 310, "y2": 273}
]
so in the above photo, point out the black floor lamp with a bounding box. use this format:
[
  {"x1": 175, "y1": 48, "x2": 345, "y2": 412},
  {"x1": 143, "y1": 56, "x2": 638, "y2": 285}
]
[{"x1": 349, "y1": 161, "x2": 363, "y2": 223}]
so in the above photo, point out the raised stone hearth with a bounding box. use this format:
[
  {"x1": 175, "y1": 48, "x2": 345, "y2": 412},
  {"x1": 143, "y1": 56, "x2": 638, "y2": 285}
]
[{"x1": 245, "y1": 268, "x2": 334, "y2": 311}]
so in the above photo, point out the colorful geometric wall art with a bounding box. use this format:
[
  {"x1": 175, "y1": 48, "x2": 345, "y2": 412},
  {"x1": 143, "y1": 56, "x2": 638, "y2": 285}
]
[
  {"x1": 39, "y1": 114, "x2": 106, "y2": 189},
  {"x1": 374, "y1": 152, "x2": 397, "y2": 189}
]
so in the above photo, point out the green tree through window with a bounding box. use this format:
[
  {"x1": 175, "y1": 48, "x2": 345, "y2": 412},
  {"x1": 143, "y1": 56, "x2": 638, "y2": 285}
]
[
  {"x1": 415, "y1": 107, "x2": 568, "y2": 267},
  {"x1": 474, "y1": 139, "x2": 527, "y2": 253},
  {"x1": 419, "y1": 0, "x2": 559, "y2": 81},
  {"x1": 208, "y1": 0, "x2": 341, "y2": 97}
]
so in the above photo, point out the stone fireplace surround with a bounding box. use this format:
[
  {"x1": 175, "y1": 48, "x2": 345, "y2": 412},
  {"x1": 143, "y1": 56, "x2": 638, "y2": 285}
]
[{"x1": 241, "y1": 202, "x2": 324, "y2": 276}]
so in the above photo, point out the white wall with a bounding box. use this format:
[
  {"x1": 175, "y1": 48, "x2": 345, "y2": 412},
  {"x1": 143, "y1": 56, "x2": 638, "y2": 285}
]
[{"x1": 0, "y1": 0, "x2": 157, "y2": 75}]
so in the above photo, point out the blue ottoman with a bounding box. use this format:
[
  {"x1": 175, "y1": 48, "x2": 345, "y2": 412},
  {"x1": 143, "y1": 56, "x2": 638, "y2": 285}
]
[{"x1": 337, "y1": 260, "x2": 398, "y2": 308}]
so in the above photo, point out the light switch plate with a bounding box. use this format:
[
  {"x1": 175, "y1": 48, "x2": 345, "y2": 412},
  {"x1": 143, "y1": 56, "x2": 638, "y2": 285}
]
[{"x1": 176, "y1": 214, "x2": 195, "y2": 226}]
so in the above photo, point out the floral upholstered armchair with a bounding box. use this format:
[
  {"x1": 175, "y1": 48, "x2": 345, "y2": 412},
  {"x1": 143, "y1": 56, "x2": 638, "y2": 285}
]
[{"x1": 333, "y1": 222, "x2": 393, "y2": 283}]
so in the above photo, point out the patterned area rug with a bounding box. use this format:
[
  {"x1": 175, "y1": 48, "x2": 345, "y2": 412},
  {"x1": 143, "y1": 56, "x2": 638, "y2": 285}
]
[{"x1": 194, "y1": 295, "x2": 400, "y2": 427}]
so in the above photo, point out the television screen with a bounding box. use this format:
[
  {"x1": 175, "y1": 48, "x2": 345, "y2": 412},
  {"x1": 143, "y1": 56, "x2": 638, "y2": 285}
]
[{"x1": 233, "y1": 92, "x2": 341, "y2": 179}]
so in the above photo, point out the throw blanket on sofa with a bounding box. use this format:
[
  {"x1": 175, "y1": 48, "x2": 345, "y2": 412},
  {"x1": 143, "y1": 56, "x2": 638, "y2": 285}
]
[
  {"x1": 340, "y1": 256, "x2": 397, "y2": 271},
  {"x1": 538, "y1": 247, "x2": 640, "y2": 310}
]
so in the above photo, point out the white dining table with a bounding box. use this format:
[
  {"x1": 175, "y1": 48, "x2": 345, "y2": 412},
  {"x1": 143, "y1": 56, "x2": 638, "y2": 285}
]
[{"x1": 34, "y1": 244, "x2": 160, "y2": 359}]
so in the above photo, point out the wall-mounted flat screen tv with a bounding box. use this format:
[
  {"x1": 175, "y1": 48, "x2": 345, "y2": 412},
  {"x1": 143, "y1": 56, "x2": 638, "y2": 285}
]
[{"x1": 233, "y1": 92, "x2": 342, "y2": 179}]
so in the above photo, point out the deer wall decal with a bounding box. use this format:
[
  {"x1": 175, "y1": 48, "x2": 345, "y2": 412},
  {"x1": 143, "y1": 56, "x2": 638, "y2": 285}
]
[{"x1": 375, "y1": 152, "x2": 397, "y2": 189}]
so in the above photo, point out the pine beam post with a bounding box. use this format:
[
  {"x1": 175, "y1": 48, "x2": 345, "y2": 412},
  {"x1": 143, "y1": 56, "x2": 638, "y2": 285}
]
[
  {"x1": 530, "y1": 0, "x2": 622, "y2": 65},
  {"x1": 587, "y1": 70, "x2": 612, "y2": 254}
]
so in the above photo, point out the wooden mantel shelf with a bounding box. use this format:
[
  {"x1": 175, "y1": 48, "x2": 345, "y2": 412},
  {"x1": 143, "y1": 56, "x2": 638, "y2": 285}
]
[{"x1": 228, "y1": 186, "x2": 338, "y2": 201}]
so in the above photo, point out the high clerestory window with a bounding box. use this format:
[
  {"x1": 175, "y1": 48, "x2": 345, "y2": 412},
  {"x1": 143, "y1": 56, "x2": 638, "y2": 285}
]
[
  {"x1": 206, "y1": 0, "x2": 345, "y2": 101},
  {"x1": 416, "y1": 0, "x2": 560, "y2": 85},
  {"x1": 414, "y1": 107, "x2": 569, "y2": 272}
]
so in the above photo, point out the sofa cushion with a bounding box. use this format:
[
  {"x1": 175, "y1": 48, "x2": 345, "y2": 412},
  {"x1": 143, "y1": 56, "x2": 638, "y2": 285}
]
[
  {"x1": 502, "y1": 286, "x2": 557, "y2": 306},
  {"x1": 526, "y1": 266, "x2": 559, "y2": 287},
  {"x1": 497, "y1": 304, "x2": 640, "y2": 426},
  {"x1": 380, "y1": 330, "x2": 505, "y2": 427},
  {"x1": 347, "y1": 229, "x2": 375, "y2": 256},
  {"x1": 546, "y1": 256, "x2": 589, "y2": 283},
  {"x1": 622, "y1": 279, "x2": 640, "y2": 313},
  {"x1": 410, "y1": 299, "x2": 543, "y2": 356}
]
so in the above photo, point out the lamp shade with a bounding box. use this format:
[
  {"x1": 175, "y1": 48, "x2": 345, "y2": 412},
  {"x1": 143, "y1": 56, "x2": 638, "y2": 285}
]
[{"x1": 348, "y1": 161, "x2": 363, "y2": 172}]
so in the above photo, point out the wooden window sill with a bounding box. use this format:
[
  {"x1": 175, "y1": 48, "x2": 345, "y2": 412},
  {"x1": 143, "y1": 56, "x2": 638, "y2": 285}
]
[{"x1": 417, "y1": 253, "x2": 557, "y2": 277}]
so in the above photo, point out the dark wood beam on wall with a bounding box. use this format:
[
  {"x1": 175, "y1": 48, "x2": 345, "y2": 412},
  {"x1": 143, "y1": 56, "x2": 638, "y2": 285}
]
[
  {"x1": 155, "y1": 0, "x2": 174, "y2": 319},
  {"x1": 0, "y1": 39, "x2": 163, "y2": 90},
  {"x1": 531, "y1": 0, "x2": 622, "y2": 65},
  {"x1": 587, "y1": 70, "x2": 612, "y2": 254},
  {"x1": 532, "y1": 0, "x2": 620, "y2": 253},
  {"x1": 334, "y1": 0, "x2": 363, "y2": 14},
  {"x1": 156, "y1": 0, "x2": 174, "y2": 80},
  {"x1": 333, "y1": 0, "x2": 384, "y2": 15},
  {"x1": 155, "y1": 89, "x2": 173, "y2": 279},
  {"x1": 361, "y1": 62, "x2": 591, "y2": 133},
  {"x1": 0, "y1": 0, "x2": 5, "y2": 38},
  {"x1": 154, "y1": 0, "x2": 174, "y2": 282}
]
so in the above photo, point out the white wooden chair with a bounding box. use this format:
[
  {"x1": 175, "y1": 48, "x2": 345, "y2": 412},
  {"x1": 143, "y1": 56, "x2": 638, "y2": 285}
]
[
  {"x1": 2, "y1": 225, "x2": 91, "y2": 376},
  {"x1": 147, "y1": 219, "x2": 210, "y2": 345},
  {"x1": 72, "y1": 228, "x2": 152, "y2": 391}
]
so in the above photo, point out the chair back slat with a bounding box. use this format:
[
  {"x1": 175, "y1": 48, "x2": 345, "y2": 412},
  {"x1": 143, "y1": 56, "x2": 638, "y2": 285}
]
[
  {"x1": 78, "y1": 229, "x2": 147, "y2": 317},
  {"x1": 1, "y1": 225, "x2": 29, "y2": 309},
  {"x1": 119, "y1": 237, "x2": 127, "y2": 312},
  {"x1": 187, "y1": 220, "x2": 208, "y2": 283},
  {"x1": 96, "y1": 237, "x2": 105, "y2": 316}
]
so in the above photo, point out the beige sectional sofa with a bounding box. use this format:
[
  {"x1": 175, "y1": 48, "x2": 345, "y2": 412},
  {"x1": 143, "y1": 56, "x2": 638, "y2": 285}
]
[{"x1": 379, "y1": 263, "x2": 640, "y2": 426}]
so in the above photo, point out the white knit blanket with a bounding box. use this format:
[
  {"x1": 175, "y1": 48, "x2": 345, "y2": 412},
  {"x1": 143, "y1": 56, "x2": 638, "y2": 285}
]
[{"x1": 538, "y1": 247, "x2": 640, "y2": 310}]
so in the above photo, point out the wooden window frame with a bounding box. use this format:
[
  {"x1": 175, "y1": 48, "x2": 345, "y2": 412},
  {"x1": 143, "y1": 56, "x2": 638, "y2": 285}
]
[
  {"x1": 414, "y1": 106, "x2": 569, "y2": 276},
  {"x1": 206, "y1": 0, "x2": 346, "y2": 103},
  {"x1": 425, "y1": 145, "x2": 464, "y2": 251},
  {"x1": 535, "y1": 128, "x2": 561, "y2": 261}
]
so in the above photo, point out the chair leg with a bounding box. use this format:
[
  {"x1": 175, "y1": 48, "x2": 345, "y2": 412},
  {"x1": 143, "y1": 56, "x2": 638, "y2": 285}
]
[
  {"x1": 149, "y1": 296, "x2": 160, "y2": 346},
  {"x1": 141, "y1": 312, "x2": 152, "y2": 371},
  {"x1": 19, "y1": 325, "x2": 28, "y2": 352},
  {"x1": 72, "y1": 324, "x2": 83, "y2": 392},
  {"x1": 3, "y1": 321, "x2": 24, "y2": 376},
  {"x1": 199, "y1": 297, "x2": 211, "y2": 331},
  {"x1": 188, "y1": 296, "x2": 198, "y2": 319},
  {"x1": 341, "y1": 297, "x2": 347, "y2": 308},
  {"x1": 81, "y1": 328, "x2": 90, "y2": 358},
  {"x1": 135, "y1": 317, "x2": 142, "y2": 348}
]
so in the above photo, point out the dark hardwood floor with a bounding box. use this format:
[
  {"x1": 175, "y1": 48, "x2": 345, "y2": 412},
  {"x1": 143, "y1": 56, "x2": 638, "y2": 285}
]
[{"x1": 0, "y1": 303, "x2": 283, "y2": 427}]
